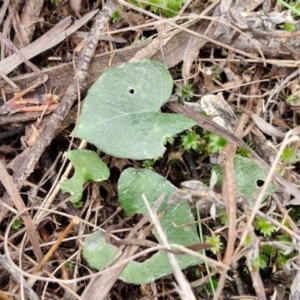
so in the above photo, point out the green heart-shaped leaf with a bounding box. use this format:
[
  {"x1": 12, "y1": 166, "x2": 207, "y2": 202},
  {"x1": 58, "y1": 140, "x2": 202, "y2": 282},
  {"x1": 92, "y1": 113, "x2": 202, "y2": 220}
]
[
  {"x1": 213, "y1": 155, "x2": 275, "y2": 206},
  {"x1": 83, "y1": 168, "x2": 204, "y2": 285},
  {"x1": 73, "y1": 60, "x2": 195, "y2": 159}
]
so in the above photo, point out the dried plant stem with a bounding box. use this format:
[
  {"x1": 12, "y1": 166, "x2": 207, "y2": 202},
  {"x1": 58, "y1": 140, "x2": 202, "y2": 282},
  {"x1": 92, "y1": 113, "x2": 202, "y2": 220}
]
[{"x1": 32, "y1": 218, "x2": 79, "y2": 275}]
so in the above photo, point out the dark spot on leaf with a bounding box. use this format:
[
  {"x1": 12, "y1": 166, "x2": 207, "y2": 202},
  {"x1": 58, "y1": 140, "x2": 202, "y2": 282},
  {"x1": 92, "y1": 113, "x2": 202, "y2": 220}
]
[
  {"x1": 128, "y1": 88, "x2": 135, "y2": 94},
  {"x1": 256, "y1": 179, "x2": 264, "y2": 187}
]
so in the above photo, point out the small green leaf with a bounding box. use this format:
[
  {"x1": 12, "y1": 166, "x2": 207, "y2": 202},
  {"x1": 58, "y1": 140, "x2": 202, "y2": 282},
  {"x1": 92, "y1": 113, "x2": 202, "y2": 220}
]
[
  {"x1": 60, "y1": 150, "x2": 110, "y2": 203},
  {"x1": 181, "y1": 130, "x2": 200, "y2": 150},
  {"x1": 219, "y1": 213, "x2": 228, "y2": 225},
  {"x1": 205, "y1": 235, "x2": 223, "y2": 254},
  {"x1": 83, "y1": 168, "x2": 204, "y2": 284},
  {"x1": 141, "y1": 159, "x2": 156, "y2": 169},
  {"x1": 255, "y1": 216, "x2": 277, "y2": 237},
  {"x1": 208, "y1": 134, "x2": 227, "y2": 153},
  {"x1": 112, "y1": 10, "x2": 121, "y2": 23},
  {"x1": 245, "y1": 236, "x2": 252, "y2": 245},
  {"x1": 281, "y1": 145, "x2": 298, "y2": 164},
  {"x1": 181, "y1": 83, "x2": 194, "y2": 101},
  {"x1": 280, "y1": 23, "x2": 296, "y2": 31},
  {"x1": 12, "y1": 217, "x2": 22, "y2": 230},
  {"x1": 119, "y1": 168, "x2": 204, "y2": 284},
  {"x1": 213, "y1": 155, "x2": 275, "y2": 205},
  {"x1": 73, "y1": 60, "x2": 195, "y2": 159},
  {"x1": 65, "y1": 262, "x2": 75, "y2": 271},
  {"x1": 83, "y1": 231, "x2": 120, "y2": 270},
  {"x1": 287, "y1": 94, "x2": 297, "y2": 103},
  {"x1": 252, "y1": 254, "x2": 268, "y2": 270}
]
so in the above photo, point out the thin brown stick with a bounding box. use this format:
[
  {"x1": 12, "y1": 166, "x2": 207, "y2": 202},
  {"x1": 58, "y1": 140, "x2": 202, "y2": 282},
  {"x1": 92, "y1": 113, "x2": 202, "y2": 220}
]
[
  {"x1": 5, "y1": 75, "x2": 48, "y2": 103},
  {"x1": 32, "y1": 218, "x2": 79, "y2": 274},
  {"x1": 213, "y1": 69, "x2": 262, "y2": 294},
  {"x1": 213, "y1": 107, "x2": 252, "y2": 298}
]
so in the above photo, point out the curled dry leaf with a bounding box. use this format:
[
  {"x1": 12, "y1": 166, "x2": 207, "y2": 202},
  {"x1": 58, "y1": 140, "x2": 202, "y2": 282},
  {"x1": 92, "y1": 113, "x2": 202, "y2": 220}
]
[{"x1": 240, "y1": 107, "x2": 286, "y2": 138}]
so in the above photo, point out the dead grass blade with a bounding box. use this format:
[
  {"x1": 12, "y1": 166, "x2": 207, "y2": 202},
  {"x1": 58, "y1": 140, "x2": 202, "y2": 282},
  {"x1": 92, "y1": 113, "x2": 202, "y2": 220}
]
[
  {"x1": 0, "y1": 160, "x2": 42, "y2": 261},
  {"x1": 240, "y1": 107, "x2": 286, "y2": 138}
]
